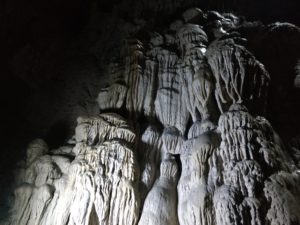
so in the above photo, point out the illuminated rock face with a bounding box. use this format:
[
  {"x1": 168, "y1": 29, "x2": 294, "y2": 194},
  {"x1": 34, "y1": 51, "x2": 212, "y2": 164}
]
[
  {"x1": 4, "y1": 7, "x2": 300, "y2": 225},
  {"x1": 6, "y1": 114, "x2": 140, "y2": 225}
]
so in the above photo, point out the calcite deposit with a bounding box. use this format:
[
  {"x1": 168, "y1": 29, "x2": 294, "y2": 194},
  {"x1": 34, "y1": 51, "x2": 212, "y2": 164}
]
[{"x1": 3, "y1": 7, "x2": 300, "y2": 225}]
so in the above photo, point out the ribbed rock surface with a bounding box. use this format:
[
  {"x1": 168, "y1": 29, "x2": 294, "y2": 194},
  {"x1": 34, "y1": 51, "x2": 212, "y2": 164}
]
[
  {"x1": 3, "y1": 7, "x2": 300, "y2": 225},
  {"x1": 6, "y1": 114, "x2": 140, "y2": 225}
]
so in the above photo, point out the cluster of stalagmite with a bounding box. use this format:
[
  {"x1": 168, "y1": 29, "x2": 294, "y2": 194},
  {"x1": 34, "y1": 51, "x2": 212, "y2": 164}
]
[
  {"x1": 4, "y1": 7, "x2": 300, "y2": 225},
  {"x1": 6, "y1": 114, "x2": 140, "y2": 225}
]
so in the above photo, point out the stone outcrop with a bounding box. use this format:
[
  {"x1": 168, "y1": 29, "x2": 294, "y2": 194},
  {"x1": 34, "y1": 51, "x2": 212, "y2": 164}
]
[{"x1": 3, "y1": 7, "x2": 300, "y2": 225}]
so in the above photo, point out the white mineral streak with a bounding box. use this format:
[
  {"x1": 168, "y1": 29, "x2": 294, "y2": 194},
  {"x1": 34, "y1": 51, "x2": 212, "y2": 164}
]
[
  {"x1": 5, "y1": 7, "x2": 300, "y2": 225},
  {"x1": 138, "y1": 154, "x2": 179, "y2": 225}
]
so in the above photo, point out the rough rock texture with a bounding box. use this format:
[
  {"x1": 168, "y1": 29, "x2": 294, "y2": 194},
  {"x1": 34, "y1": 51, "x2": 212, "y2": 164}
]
[
  {"x1": 2, "y1": 6, "x2": 300, "y2": 225},
  {"x1": 138, "y1": 154, "x2": 179, "y2": 225},
  {"x1": 6, "y1": 114, "x2": 140, "y2": 225},
  {"x1": 295, "y1": 60, "x2": 300, "y2": 88}
]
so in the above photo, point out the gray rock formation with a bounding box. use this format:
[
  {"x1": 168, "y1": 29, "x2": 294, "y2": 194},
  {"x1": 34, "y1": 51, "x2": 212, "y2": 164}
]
[
  {"x1": 5, "y1": 114, "x2": 140, "y2": 225},
  {"x1": 3, "y1": 7, "x2": 300, "y2": 225},
  {"x1": 295, "y1": 60, "x2": 300, "y2": 88}
]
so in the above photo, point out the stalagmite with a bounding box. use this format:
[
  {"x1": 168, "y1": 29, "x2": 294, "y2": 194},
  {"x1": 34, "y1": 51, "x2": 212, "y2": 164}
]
[
  {"x1": 8, "y1": 139, "x2": 61, "y2": 225},
  {"x1": 139, "y1": 125, "x2": 161, "y2": 201},
  {"x1": 178, "y1": 119, "x2": 219, "y2": 225},
  {"x1": 5, "y1": 114, "x2": 140, "y2": 225},
  {"x1": 138, "y1": 154, "x2": 179, "y2": 225},
  {"x1": 4, "y1": 7, "x2": 300, "y2": 225},
  {"x1": 161, "y1": 126, "x2": 184, "y2": 155}
]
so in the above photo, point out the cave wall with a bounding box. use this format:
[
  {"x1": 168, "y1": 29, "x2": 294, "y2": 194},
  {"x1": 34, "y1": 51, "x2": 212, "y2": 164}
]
[{"x1": 1, "y1": 0, "x2": 300, "y2": 223}]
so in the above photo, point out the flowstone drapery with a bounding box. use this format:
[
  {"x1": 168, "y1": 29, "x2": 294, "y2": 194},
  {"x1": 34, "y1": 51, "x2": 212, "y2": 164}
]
[{"x1": 4, "y1": 7, "x2": 300, "y2": 225}]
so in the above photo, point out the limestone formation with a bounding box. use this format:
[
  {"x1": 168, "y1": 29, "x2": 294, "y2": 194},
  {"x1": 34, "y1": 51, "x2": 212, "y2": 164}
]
[
  {"x1": 97, "y1": 83, "x2": 127, "y2": 110},
  {"x1": 138, "y1": 154, "x2": 179, "y2": 225},
  {"x1": 5, "y1": 114, "x2": 140, "y2": 225},
  {"x1": 178, "y1": 119, "x2": 219, "y2": 225},
  {"x1": 206, "y1": 39, "x2": 270, "y2": 114},
  {"x1": 289, "y1": 135, "x2": 300, "y2": 167},
  {"x1": 3, "y1": 7, "x2": 300, "y2": 225},
  {"x1": 139, "y1": 125, "x2": 161, "y2": 201}
]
